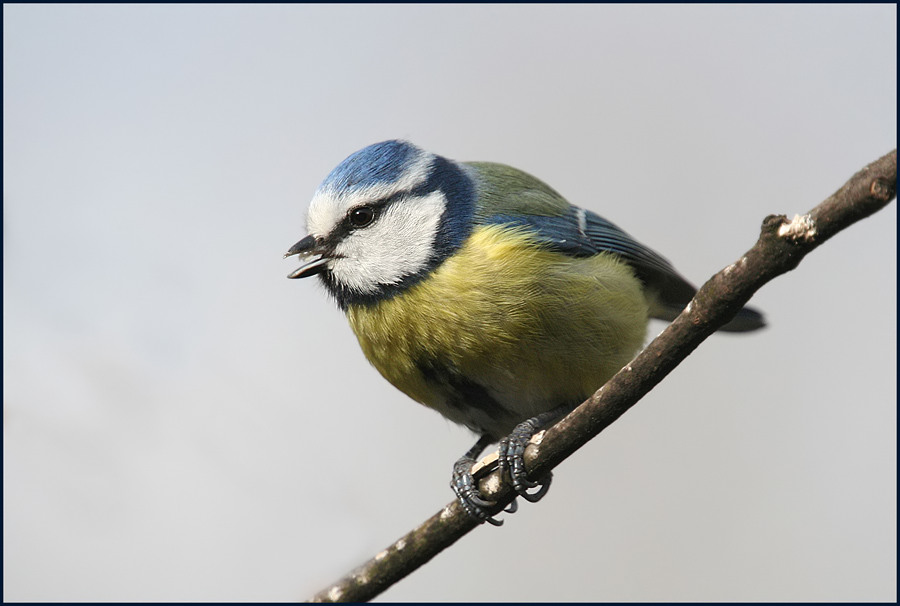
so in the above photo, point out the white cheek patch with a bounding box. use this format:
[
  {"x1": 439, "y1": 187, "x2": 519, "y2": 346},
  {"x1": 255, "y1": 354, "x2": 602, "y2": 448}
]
[{"x1": 330, "y1": 191, "x2": 447, "y2": 293}]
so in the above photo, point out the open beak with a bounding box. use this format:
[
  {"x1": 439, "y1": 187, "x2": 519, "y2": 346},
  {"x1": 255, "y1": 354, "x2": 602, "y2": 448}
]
[{"x1": 284, "y1": 234, "x2": 330, "y2": 279}]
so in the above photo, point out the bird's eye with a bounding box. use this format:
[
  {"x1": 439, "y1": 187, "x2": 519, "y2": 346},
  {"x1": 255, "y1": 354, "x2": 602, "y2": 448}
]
[{"x1": 348, "y1": 205, "x2": 376, "y2": 228}]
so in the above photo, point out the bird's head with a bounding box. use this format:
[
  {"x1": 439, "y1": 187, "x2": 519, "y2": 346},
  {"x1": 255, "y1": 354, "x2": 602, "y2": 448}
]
[{"x1": 285, "y1": 140, "x2": 476, "y2": 309}]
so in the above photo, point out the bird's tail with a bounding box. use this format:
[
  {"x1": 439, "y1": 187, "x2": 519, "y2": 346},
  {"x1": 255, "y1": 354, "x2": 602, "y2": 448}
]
[{"x1": 650, "y1": 301, "x2": 766, "y2": 333}]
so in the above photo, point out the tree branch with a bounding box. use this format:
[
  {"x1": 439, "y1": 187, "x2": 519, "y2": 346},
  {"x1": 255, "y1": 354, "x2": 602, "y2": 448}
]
[{"x1": 308, "y1": 149, "x2": 897, "y2": 603}]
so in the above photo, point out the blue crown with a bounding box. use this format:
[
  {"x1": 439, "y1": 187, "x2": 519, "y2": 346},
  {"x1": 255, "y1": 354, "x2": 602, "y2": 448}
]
[{"x1": 318, "y1": 140, "x2": 423, "y2": 193}]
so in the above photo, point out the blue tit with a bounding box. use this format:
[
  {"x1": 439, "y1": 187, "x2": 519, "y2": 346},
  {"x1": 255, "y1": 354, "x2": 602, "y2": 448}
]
[{"x1": 285, "y1": 140, "x2": 765, "y2": 525}]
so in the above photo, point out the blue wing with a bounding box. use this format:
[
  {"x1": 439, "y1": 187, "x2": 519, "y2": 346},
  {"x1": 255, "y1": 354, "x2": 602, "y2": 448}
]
[
  {"x1": 468, "y1": 159, "x2": 765, "y2": 331},
  {"x1": 483, "y1": 206, "x2": 765, "y2": 331},
  {"x1": 483, "y1": 206, "x2": 698, "y2": 306}
]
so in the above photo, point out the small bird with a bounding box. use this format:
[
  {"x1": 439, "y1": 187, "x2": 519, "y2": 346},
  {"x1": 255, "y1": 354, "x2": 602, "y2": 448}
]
[{"x1": 285, "y1": 140, "x2": 764, "y2": 525}]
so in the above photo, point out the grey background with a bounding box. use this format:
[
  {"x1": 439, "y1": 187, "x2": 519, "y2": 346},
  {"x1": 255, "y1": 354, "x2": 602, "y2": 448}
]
[{"x1": 4, "y1": 4, "x2": 896, "y2": 602}]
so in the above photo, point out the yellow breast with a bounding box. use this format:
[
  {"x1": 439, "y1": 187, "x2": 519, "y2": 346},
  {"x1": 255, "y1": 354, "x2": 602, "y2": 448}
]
[{"x1": 346, "y1": 224, "x2": 649, "y2": 438}]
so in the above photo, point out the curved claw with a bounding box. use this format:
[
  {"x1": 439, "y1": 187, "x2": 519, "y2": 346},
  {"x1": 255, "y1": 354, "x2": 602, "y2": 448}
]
[
  {"x1": 452, "y1": 457, "x2": 503, "y2": 525},
  {"x1": 520, "y1": 472, "x2": 552, "y2": 503}
]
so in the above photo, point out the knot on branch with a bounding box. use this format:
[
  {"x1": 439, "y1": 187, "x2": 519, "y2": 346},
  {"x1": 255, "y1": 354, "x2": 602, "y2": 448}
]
[{"x1": 871, "y1": 177, "x2": 896, "y2": 202}]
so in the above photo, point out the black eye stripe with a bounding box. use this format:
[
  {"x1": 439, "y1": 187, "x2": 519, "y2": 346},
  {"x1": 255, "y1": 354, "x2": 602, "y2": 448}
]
[{"x1": 344, "y1": 195, "x2": 400, "y2": 229}]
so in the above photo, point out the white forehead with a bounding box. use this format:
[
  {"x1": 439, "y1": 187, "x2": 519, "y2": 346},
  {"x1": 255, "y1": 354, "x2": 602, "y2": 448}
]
[{"x1": 307, "y1": 151, "x2": 434, "y2": 237}]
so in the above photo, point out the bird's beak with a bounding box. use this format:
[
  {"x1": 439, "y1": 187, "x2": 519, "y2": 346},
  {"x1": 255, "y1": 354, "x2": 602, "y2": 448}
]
[{"x1": 284, "y1": 234, "x2": 330, "y2": 279}]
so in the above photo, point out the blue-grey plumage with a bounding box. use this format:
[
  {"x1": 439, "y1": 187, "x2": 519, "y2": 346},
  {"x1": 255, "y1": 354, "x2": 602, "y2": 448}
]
[{"x1": 286, "y1": 140, "x2": 765, "y2": 524}]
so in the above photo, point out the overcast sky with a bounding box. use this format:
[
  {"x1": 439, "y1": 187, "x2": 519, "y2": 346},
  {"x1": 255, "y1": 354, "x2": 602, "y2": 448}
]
[{"x1": 4, "y1": 4, "x2": 896, "y2": 601}]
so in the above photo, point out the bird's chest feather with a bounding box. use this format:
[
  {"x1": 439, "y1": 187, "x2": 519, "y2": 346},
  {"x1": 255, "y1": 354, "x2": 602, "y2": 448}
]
[{"x1": 345, "y1": 225, "x2": 650, "y2": 437}]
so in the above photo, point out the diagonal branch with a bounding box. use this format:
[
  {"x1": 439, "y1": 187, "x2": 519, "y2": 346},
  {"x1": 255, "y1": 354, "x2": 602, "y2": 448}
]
[{"x1": 308, "y1": 149, "x2": 897, "y2": 603}]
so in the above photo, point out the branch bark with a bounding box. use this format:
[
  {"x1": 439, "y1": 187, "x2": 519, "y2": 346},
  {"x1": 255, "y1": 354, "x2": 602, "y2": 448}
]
[{"x1": 308, "y1": 149, "x2": 897, "y2": 603}]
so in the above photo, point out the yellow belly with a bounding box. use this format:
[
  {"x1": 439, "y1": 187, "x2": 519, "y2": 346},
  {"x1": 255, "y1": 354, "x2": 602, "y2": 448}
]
[{"x1": 346, "y1": 224, "x2": 649, "y2": 438}]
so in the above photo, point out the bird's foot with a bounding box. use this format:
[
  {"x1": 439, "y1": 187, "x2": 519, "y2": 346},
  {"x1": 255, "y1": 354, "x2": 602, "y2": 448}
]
[
  {"x1": 451, "y1": 455, "x2": 517, "y2": 526},
  {"x1": 498, "y1": 418, "x2": 553, "y2": 503},
  {"x1": 451, "y1": 413, "x2": 560, "y2": 525}
]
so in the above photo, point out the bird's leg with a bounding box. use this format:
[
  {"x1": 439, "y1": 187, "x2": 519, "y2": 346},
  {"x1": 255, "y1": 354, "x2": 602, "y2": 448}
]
[
  {"x1": 498, "y1": 404, "x2": 571, "y2": 502},
  {"x1": 451, "y1": 434, "x2": 509, "y2": 526}
]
